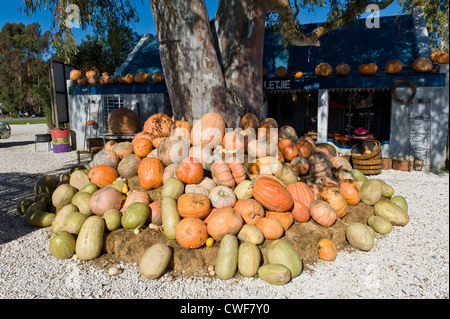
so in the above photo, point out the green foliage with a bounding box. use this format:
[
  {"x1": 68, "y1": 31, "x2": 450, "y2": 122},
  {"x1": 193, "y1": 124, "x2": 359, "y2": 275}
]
[
  {"x1": 22, "y1": 0, "x2": 140, "y2": 65},
  {"x1": 398, "y1": 0, "x2": 449, "y2": 52},
  {"x1": 0, "y1": 22, "x2": 51, "y2": 118}
]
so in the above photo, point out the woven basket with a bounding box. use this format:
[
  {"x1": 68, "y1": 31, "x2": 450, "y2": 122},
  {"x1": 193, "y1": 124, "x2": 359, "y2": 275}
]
[{"x1": 351, "y1": 140, "x2": 382, "y2": 175}]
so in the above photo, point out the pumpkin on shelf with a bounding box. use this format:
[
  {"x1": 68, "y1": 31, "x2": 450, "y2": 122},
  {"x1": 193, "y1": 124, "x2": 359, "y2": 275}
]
[
  {"x1": 135, "y1": 72, "x2": 150, "y2": 84},
  {"x1": 358, "y1": 63, "x2": 378, "y2": 76},
  {"x1": 86, "y1": 70, "x2": 97, "y2": 78},
  {"x1": 430, "y1": 50, "x2": 449, "y2": 64},
  {"x1": 123, "y1": 74, "x2": 135, "y2": 84},
  {"x1": 411, "y1": 57, "x2": 433, "y2": 73},
  {"x1": 385, "y1": 59, "x2": 403, "y2": 74},
  {"x1": 275, "y1": 66, "x2": 288, "y2": 78},
  {"x1": 70, "y1": 70, "x2": 82, "y2": 80},
  {"x1": 335, "y1": 63, "x2": 351, "y2": 76},
  {"x1": 152, "y1": 72, "x2": 165, "y2": 83},
  {"x1": 315, "y1": 62, "x2": 333, "y2": 77}
]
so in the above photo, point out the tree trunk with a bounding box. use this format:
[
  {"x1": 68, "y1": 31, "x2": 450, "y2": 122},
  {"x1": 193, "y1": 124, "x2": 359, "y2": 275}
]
[
  {"x1": 212, "y1": 0, "x2": 267, "y2": 121},
  {"x1": 150, "y1": 0, "x2": 242, "y2": 128}
]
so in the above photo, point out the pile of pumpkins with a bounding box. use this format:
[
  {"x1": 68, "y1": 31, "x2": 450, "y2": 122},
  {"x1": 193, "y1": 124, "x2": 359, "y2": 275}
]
[
  {"x1": 17, "y1": 111, "x2": 410, "y2": 285},
  {"x1": 69, "y1": 70, "x2": 165, "y2": 86}
]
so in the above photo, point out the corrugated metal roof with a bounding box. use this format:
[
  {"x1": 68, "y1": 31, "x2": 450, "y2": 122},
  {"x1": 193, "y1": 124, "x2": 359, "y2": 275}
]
[
  {"x1": 117, "y1": 14, "x2": 424, "y2": 79},
  {"x1": 263, "y1": 14, "x2": 419, "y2": 77}
]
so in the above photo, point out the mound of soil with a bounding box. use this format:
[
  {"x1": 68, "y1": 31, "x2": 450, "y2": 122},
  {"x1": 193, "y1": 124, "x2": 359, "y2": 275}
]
[{"x1": 104, "y1": 191, "x2": 374, "y2": 277}]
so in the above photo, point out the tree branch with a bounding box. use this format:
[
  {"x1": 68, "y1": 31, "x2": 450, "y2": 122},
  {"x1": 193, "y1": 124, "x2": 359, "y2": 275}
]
[{"x1": 266, "y1": 0, "x2": 395, "y2": 47}]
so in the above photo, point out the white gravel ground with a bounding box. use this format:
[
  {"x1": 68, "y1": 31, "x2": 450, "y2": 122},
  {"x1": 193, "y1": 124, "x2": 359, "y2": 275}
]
[{"x1": 0, "y1": 124, "x2": 448, "y2": 301}]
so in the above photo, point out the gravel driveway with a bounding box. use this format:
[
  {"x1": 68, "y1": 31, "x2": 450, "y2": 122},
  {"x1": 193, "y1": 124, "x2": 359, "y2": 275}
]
[{"x1": 0, "y1": 124, "x2": 448, "y2": 300}]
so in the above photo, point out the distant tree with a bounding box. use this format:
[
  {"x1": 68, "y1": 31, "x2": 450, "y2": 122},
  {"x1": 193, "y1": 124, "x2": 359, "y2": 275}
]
[
  {"x1": 0, "y1": 22, "x2": 51, "y2": 117},
  {"x1": 398, "y1": 0, "x2": 449, "y2": 52}
]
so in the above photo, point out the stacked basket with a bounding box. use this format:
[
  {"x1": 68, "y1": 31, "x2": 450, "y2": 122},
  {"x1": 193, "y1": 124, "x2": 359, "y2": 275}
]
[{"x1": 351, "y1": 140, "x2": 383, "y2": 175}]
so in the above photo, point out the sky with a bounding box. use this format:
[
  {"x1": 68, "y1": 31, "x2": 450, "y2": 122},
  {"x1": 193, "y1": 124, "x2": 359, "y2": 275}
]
[{"x1": 0, "y1": 0, "x2": 405, "y2": 42}]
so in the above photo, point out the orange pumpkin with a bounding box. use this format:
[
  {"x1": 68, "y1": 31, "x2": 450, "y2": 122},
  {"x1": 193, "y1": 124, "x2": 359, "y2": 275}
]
[
  {"x1": 88, "y1": 165, "x2": 119, "y2": 188},
  {"x1": 296, "y1": 140, "x2": 314, "y2": 159},
  {"x1": 315, "y1": 62, "x2": 333, "y2": 77},
  {"x1": 175, "y1": 217, "x2": 208, "y2": 249},
  {"x1": 226, "y1": 157, "x2": 246, "y2": 184},
  {"x1": 240, "y1": 113, "x2": 260, "y2": 130},
  {"x1": 206, "y1": 207, "x2": 243, "y2": 241},
  {"x1": 124, "y1": 74, "x2": 135, "y2": 84},
  {"x1": 233, "y1": 199, "x2": 265, "y2": 225},
  {"x1": 70, "y1": 69, "x2": 82, "y2": 80},
  {"x1": 339, "y1": 179, "x2": 361, "y2": 206},
  {"x1": 286, "y1": 182, "x2": 314, "y2": 208},
  {"x1": 317, "y1": 238, "x2": 337, "y2": 261},
  {"x1": 152, "y1": 72, "x2": 165, "y2": 83},
  {"x1": 358, "y1": 63, "x2": 378, "y2": 75},
  {"x1": 177, "y1": 193, "x2": 211, "y2": 219},
  {"x1": 135, "y1": 72, "x2": 150, "y2": 83},
  {"x1": 175, "y1": 157, "x2": 204, "y2": 184},
  {"x1": 278, "y1": 138, "x2": 298, "y2": 162},
  {"x1": 309, "y1": 200, "x2": 337, "y2": 227},
  {"x1": 222, "y1": 131, "x2": 246, "y2": 152},
  {"x1": 170, "y1": 117, "x2": 192, "y2": 141},
  {"x1": 133, "y1": 138, "x2": 153, "y2": 158},
  {"x1": 211, "y1": 159, "x2": 235, "y2": 189},
  {"x1": 290, "y1": 199, "x2": 310, "y2": 222},
  {"x1": 143, "y1": 113, "x2": 173, "y2": 140},
  {"x1": 132, "y1": 131, "x2": 153, "y2": 145},
  {"x1": 137, "y1": 157, "x2": 164, "y2": 190},
  {"x1": 385, "y1": 59, "x2": 403, "y2": 74},
  {"x1": 191, "y1": 112, "x2": 226, "y2": 148},
  {"x1": 265, "y1": 211, "x2": 294, "y2": 231},
  {"x1": 252, "y1": 176, "x2": 293, "y2": 212},
  {"x1": 255, "y1": 217, "x2": 284, "y2": 240},
  {"x1": 86, "y1": 70, "x2": 97, "y2": 78},
  {"x1": 319, "y1": 184, "x2": 348, "y2": 218}
]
